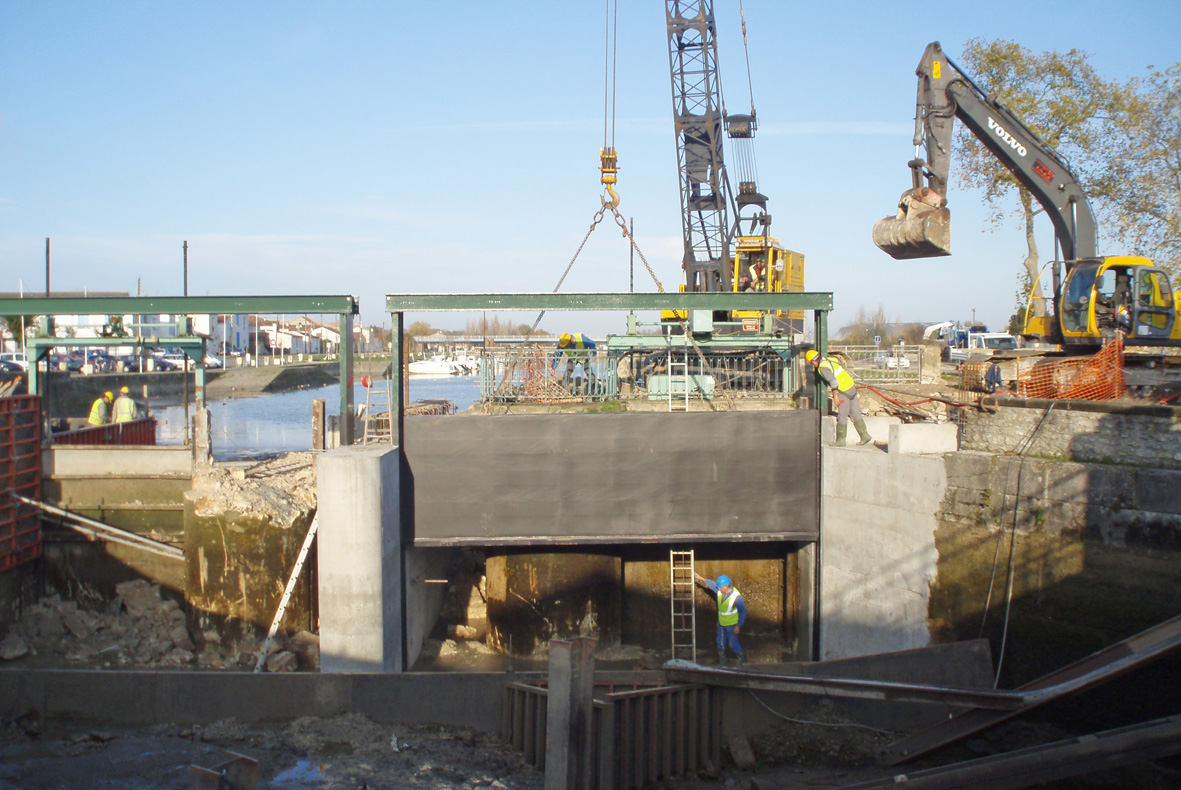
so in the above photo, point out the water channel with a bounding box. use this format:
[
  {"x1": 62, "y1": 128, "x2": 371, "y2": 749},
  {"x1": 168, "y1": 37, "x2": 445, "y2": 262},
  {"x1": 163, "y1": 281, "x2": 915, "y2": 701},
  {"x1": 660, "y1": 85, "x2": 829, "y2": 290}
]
[{"x1": 154, "y1": 375, "x2": 482, "y2": 459}]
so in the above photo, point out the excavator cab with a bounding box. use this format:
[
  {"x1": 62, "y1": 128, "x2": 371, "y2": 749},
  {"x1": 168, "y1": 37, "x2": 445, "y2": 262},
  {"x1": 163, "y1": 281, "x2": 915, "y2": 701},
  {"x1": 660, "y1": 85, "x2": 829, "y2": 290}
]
[
  {"x1": 1059, "y1": 257, "x2": 1179, "y2": 345},
  {"x1": 872, "y1": 187, "x2": 952, "y2": 260}
]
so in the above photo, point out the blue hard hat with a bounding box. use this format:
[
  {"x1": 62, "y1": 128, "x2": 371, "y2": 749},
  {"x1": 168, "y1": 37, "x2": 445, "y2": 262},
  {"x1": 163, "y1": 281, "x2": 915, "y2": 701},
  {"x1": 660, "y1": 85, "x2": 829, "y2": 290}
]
[{"x1": 716, "y1": 575, "x2": 731, "y2": 587}]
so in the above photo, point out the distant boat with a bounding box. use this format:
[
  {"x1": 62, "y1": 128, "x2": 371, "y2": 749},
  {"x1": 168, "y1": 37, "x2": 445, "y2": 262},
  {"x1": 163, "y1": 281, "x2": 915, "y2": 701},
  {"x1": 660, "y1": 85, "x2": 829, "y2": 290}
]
[{"x1": 408, "y1": 354, "x2": 476, "y2": 376}]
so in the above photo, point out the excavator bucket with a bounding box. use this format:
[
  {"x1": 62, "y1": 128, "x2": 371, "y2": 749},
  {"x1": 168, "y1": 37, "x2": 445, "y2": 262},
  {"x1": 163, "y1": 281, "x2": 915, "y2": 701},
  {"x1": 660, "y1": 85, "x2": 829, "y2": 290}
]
[{"x1": 873, "y1": 188, "x2": 952, "y2": 260}]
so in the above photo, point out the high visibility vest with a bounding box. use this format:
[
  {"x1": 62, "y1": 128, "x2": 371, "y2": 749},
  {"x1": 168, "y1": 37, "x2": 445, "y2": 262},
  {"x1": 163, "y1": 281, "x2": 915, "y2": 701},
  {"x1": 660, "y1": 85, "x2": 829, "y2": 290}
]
[
  {"x1": 819, "y1": 357, "x2": 856, "y2": 392},
  {"x1": 717, "y1": 587, "x2": 742, "y2": 627},
  {"x1": 563, "y1": 335, "x2": 593, "y2": 360},
  {"x1": 88, "y1": 398, "x2": 110, "y2": 426},
  {"x1": 113, "y1": 395, "x2": 137, "y2": 423}
]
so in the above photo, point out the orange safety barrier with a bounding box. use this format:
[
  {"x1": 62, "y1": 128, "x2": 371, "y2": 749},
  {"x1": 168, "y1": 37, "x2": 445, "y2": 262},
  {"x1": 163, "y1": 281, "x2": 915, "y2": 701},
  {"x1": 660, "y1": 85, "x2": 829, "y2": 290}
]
[
  {"x1": 53, "y1": 417, "x2": 158, "y2": 446},
  {"x1": 1016, "y1": 335, "x2": 1125, "y2": 401},
  {"x1": 0, "y1": 395, "x2": 42, "y2": 572}
]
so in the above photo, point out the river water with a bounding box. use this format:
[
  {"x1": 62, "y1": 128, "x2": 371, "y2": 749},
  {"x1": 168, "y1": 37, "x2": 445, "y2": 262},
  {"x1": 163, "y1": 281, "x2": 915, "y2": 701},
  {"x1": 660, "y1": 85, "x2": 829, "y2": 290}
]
[{"x1": 154, "y1": 375, "x2": 482, "y2": 459}]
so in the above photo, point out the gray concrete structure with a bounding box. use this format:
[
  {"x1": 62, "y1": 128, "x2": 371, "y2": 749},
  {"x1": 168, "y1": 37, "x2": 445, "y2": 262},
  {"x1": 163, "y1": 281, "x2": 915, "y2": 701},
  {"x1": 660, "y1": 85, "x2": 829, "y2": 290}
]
[
  {"x1": 888, "y1": 422, "x2": 959, "y2": 455},
  {"x1": 820, "y1": 447, "x2": 946, "y2": 660},
  {"x1": 316, "y1": 445, "x2": 402, "y2": 672},
  {"x1": 316, "y1": 444, "x2": 453, "y2": 672}
]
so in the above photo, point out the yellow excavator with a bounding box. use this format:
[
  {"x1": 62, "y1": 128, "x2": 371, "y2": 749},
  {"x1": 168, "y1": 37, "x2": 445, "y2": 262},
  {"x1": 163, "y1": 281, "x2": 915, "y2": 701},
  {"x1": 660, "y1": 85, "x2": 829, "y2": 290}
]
[{"x1": 873, "y1": 41, "x2": 1180, "y2": 349}]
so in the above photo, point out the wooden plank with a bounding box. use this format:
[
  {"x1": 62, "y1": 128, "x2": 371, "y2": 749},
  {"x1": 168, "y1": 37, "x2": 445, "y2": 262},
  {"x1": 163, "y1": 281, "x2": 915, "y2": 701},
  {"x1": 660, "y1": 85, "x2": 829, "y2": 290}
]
[{"x1": 596, "y1": 704, "x2": 616, "y2": 790}]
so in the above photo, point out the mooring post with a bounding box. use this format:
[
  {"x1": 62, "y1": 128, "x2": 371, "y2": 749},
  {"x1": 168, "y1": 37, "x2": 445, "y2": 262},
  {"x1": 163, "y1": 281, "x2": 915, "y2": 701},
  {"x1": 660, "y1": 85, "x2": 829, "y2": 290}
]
[{"x1": 544, "y1": 636, "x2": 597, "y2": 790}]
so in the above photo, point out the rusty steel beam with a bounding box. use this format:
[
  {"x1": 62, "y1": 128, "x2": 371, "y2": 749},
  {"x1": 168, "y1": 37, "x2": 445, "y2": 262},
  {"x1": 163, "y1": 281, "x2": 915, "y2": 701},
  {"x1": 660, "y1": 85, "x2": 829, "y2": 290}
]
[
  {"x1": 842, "y1": 715, "x2": 1181, "y2": 790},
  {"x1": 883, "y1": 614, "x2": 1181, "y2": 764}
]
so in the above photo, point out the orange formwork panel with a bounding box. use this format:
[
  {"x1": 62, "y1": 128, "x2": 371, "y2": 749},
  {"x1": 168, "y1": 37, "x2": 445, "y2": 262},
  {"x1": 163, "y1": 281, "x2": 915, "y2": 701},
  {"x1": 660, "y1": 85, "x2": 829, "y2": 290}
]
[{"x1": 0, "y1": 395, "x2": 42, "y2": 571}]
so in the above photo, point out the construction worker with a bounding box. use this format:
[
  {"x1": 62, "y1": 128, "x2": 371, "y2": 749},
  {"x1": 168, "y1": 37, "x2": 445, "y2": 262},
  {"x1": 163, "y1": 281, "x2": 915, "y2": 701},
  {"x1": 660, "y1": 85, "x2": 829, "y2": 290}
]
[
  {"x1": 88, "y1": 391, "x2": 113, "y2": 426},
  {"x1": 805, "y1": 349, "x2": 873, "y2": 447},
  {"x1": 694, "y1": 572, "x2": 746, "y2": 668},
  {"x1": 555, "y1": 333, "x2": 596, "y2": 394},
  {"x1": 112, "y1": 385, "x2": 138, "y2": 423}
]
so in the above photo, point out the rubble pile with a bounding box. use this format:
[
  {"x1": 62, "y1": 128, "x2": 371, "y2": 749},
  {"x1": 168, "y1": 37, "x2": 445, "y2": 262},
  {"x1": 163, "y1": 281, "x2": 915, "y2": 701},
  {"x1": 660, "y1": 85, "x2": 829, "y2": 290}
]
[
  {"x1": 0, "y1": 580, "x2": 196, "y2": 668},
  {"x1": 186, "y1": 452, "x2": 317, "y2": 530}
]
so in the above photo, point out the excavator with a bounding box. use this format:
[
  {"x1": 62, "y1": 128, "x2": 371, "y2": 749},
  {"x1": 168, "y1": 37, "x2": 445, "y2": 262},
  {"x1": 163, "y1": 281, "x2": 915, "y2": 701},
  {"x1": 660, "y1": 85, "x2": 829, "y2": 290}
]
[
  {"x1": 873, "y1": 41, "x2": 1181, "y2": 349},
  {"x1": 663, "y1": 0, "x2": 805, "y2": 333}
]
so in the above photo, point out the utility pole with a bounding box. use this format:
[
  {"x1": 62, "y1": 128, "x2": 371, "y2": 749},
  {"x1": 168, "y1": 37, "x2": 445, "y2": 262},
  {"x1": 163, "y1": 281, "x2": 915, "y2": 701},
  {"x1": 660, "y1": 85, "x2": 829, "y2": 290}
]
[
  {"x1": 183, "y1": 240, "x2": 189, "y2": 296},
  {"x1": 45, "y1": 238, "x2": 50, "y2": 296}
]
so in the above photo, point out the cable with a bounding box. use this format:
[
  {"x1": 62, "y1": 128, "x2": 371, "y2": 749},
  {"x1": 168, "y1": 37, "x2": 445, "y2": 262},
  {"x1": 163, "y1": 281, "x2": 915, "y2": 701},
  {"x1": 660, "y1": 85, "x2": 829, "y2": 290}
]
[{"x1": 746, "y1": 690, "x2": 898, "y2": 736}]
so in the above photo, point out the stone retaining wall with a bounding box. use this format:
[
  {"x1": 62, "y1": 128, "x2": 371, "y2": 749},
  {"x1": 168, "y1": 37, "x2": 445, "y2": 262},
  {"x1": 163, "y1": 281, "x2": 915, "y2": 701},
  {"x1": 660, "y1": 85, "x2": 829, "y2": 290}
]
[{"x1": 954, "y1": 398, "x2": 1181, "y2": 468}]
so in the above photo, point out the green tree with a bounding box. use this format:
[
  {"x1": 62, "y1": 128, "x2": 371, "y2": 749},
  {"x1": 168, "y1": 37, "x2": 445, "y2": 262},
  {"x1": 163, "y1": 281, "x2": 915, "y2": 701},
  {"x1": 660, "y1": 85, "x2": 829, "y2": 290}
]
[
  {"x1": 1101, "y1": 65, "x2": 1181, "y2": 273},
  {"x1": 953, "y1": 39, "x2": 1126, "y2": 317}
]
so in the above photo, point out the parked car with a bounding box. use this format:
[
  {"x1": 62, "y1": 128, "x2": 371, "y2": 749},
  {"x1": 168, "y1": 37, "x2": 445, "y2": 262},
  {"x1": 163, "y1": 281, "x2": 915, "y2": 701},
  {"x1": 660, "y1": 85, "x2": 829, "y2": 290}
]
[
  {"x1": 0, "y1": 359, "x2": 22, "y2": 373},
  {"x1": 155, "y1": 353, "x2": 188, "y2": 371},
  {"x1": 0, "y1": 352, "x2": 28, "y2": 371},
  {"x1": 875, "y1": 351, "x2": 911, "y2": 369},
  {"x1": 66, "y1": 350, "x2": 85, "y2": 372},
  {"x1": 203, "y1": 354, "x2": 224, "y2": 369}
]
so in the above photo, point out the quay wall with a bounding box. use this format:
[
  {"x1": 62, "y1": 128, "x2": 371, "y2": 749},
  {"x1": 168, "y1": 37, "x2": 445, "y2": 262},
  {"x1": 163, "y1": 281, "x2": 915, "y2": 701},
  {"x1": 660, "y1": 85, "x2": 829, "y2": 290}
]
[
  {"x1": 954, "y1": 397, "x2": 1181, "y2": 468},
  {"x1": 821, "y1": 419, "x2": 1181, "y2": 691}
]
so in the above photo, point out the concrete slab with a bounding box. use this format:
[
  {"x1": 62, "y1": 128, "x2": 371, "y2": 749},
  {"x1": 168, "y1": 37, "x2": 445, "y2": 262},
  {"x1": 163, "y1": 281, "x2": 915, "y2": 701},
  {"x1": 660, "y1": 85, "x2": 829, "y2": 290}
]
[
  {"x1": 888, "y1": 422, "x2": 958, "y2": 455},
  {"x1": 822, "y1": 415, "x2": 900, "y2": 446}
]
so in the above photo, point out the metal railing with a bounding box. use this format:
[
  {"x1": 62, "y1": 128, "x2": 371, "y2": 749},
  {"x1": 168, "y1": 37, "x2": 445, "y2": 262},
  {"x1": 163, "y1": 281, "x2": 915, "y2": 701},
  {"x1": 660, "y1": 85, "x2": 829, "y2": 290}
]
[
  {"x1": 481, "y1": 349, "x2": 618, "y2": 403},
  {"x1": 830, "y1": 344, "x2": 922, "y2": 384},
  {"x1": 479, "y1": 348, "x2": 796, "y2": 403}
]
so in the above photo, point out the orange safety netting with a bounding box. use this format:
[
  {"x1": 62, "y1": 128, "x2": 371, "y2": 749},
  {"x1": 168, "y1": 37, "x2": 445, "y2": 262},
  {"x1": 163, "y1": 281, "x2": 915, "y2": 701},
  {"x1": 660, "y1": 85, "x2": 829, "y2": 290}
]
[{"x1": 1016, "y1": 335, "x2": 1125, "y2": 400}]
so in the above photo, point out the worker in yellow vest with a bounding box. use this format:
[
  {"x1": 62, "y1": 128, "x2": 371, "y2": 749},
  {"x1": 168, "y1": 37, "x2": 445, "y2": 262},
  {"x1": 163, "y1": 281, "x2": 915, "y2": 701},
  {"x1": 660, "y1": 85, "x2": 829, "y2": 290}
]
[
  {"x1": 695, "y1": 571, "x2": 747, "y2": 668},
  {"x1": 112, "y1": 386, "x2": 138, "y2": 423},
  {"x1": 88, "y1": 392, "x2": 113, "y2": 426},
  {"x1": 805, "y1": 349, "x2": 873, "y2": 447}
]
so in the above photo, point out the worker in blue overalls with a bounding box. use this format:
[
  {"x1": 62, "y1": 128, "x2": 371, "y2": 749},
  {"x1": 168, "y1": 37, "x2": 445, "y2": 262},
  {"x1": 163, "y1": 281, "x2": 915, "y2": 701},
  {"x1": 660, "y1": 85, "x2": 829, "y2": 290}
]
[{"x1": 695, "y1": 571, "x2": 747, "y2": 668}]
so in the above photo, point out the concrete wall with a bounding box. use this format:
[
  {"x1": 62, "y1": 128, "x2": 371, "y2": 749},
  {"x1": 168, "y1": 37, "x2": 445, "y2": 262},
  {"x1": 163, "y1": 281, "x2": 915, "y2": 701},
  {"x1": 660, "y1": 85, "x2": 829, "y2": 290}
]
[
  {"x1": 0, "y1": 669, "x2": 506, "y2": 732},
  {"x1": 955, "y1": 398, "x2": 1181, "y2": 468},
  {"x1": 40, "y1": 445, "x2": 192, "y2": 596},
  {"x1": 820, "y1": 446, "x2": 946, "y2": 661}
]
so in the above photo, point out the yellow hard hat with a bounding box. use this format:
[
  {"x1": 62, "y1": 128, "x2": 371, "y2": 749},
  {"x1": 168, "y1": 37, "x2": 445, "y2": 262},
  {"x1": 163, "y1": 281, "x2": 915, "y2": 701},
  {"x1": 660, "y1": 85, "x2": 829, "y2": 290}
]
[
  {"x1": 103, "y1": 391, "x2": 113, "y2": 400},
  {"x1": 559, "y1": 333, "x2": 572, "y2": 347},
  {"x1": 804, "y1": 350, "x2": 819, "y2": 363},
  {"x1": 120, "y1": 386, "x2": 130, "y2": 394}
]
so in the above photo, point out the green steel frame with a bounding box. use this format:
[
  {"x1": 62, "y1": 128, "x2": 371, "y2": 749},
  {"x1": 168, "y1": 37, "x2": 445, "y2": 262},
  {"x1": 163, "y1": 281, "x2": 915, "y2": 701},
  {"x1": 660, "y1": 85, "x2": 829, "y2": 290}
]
[
  {"x1": 0, "y1": 295, "x2": 360, "y2": 445},
  {"x1": 384, "y1": 291, "x2": 832, "y2": 444}
]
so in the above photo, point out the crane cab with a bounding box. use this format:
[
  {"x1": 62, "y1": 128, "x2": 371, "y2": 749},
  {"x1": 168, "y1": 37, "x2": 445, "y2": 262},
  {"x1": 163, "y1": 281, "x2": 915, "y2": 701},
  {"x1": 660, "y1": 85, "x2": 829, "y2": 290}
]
[
  {"x1": 731, "y1": 236, "x2": 805, "y2": 333},
  {"x1": 1052, "y1": 257, "x2": 1181, "y2": 346}
]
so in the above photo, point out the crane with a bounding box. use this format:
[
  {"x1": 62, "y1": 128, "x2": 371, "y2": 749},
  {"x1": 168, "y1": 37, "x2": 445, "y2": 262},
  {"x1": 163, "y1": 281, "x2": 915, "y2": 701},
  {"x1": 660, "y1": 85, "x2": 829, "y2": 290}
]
[
  {"x1": 873, "y1": 41, "x2": 1180, "y2": 348},
  {"x1": 664, "y1": 0, "x2": 804, "y2": 331}
]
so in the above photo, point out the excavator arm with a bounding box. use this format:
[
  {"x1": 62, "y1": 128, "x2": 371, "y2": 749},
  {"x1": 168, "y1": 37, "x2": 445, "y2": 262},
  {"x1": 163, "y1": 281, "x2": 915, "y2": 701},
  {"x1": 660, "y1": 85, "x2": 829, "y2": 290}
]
[{"x1": 873, "y1": 42, "x2": 1098, "y2": 263}]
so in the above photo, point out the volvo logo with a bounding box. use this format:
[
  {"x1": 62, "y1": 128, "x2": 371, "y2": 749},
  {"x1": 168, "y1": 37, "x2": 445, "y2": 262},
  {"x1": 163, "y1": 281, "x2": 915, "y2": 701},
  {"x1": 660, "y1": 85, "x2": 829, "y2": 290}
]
[{"x1": 987, "y1": 117, "x2": 1028, "y2": 157}]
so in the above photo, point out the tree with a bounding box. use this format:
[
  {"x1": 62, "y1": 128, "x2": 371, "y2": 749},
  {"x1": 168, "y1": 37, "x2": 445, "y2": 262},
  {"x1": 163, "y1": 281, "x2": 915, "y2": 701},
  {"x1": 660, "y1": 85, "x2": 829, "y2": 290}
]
[
  {"x1": 406, "y1": 321, "x2": 434, "y2": 338},
  {"x1": 836, "y1": 304, "x2": 891, "y2": 345},
  {"x1": 953, "y1": 39, "x2": 1126, "y2": 317},
  {"x1": 1101, "y1": 65, "x2": 1181, "y2": 274}
]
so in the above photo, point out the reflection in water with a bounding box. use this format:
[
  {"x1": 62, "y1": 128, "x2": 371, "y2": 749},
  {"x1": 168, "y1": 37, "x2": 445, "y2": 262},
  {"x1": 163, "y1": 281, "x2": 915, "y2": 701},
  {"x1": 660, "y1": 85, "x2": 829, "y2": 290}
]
[{"x1": 155, "y1": 376, "x2": 481, "y2": 458}]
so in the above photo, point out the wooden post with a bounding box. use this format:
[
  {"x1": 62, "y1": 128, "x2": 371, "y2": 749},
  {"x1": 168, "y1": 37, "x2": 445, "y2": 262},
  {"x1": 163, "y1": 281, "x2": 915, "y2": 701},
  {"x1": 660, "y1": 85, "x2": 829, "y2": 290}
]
[
  {"x1": 544, "y1": 636, "x2": 597, "y2": 790},
  {"x1": 312, "y1": 399, "x2": 325, "y2": 451}
]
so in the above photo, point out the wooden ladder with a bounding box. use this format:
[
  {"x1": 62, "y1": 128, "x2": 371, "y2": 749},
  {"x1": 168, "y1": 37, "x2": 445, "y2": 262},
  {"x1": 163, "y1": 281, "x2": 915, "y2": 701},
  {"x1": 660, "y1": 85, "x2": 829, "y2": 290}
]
[{"x1": 670, "y1": 549, "x2": 697, "y2": 662}]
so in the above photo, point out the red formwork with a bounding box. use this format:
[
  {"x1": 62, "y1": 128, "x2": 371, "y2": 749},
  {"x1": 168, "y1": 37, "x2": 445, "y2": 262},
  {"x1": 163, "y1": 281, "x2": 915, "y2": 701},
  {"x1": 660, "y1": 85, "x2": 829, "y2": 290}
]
[
  {"x1": 0, "y1": 395, "x2": 42, "y2": 572},
  {"x1": 52, "y1": 418, "x2": 158, "y2": 446}
]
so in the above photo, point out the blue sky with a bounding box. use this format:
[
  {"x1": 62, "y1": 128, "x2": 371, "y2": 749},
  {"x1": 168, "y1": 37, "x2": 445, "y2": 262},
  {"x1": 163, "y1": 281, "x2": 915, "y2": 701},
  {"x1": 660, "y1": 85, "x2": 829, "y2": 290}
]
[{"x1": 2, "y1": 1, "x2": 1177, "y2": 336}]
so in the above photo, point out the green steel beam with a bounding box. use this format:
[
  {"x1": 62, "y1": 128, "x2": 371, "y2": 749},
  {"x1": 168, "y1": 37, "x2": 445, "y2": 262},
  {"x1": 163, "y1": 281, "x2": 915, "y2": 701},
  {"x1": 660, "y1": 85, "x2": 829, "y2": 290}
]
[
  {"x1": 0, "y1": 295, "x2": 359, "y2": 317},
  {"x1": 385, "y1": 292, "x2": 833, "y2": 312}
]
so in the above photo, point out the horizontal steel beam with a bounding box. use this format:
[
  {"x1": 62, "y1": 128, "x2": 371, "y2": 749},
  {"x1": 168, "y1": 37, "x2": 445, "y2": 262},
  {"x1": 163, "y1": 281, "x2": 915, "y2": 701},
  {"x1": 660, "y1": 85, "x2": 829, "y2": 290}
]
[
  {"x1": 662, "y1": 660, "x2": 1026, "y2": 710},
  {"x1": 385, "y1": 292, "x2": 833, "y2": 313},
  {"x1": 0, "y1": 295, "x2": 358, "y2": 317}
]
